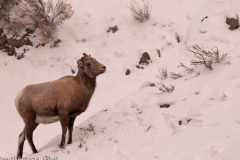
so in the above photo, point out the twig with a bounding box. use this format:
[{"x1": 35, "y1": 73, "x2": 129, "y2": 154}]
[
  {"x1": 178, "y1": 63, "x2": 194, "y2": 74},
  {"x1": 185, "y1": 71, "x2": 200, "y2": 81},
  {"x1": 219, "y1": 91, "x2": 227, "y2": 101},
  {"x1": 156, "y1": 66, "x2": 168, "y2": 80}
]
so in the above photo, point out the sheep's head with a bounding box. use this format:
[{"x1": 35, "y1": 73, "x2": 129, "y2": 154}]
[{"x1": 77, "y1": 53, "x2": 106, "y2": 78}]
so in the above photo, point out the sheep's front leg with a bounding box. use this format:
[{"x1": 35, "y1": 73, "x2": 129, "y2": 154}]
[
  {"x1": 59, "y1": 115, "x2": 69, "y2": 148},
  {"x1": 67, "y1": 117, "x2": 76, "y2": 144}
]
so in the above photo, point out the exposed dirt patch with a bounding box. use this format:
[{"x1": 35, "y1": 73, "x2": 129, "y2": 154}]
[{"x1": 0, "y1": 28, "x2": 33, "y2": 58}]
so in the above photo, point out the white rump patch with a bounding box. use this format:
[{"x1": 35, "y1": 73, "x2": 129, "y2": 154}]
[
  {"x1": 35, "y1": 115, "x2": 60, "y2": 124},
  {"x1": 14, "y1": 88, "x2": 25, "y2": 108}
]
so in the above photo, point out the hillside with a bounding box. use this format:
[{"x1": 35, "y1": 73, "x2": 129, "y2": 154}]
[{"x1": 1, "y1": 0, "x2": 240, "y2": 159}]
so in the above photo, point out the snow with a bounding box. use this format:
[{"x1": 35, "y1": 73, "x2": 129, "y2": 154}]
[{"x1": 1, "y1": 0, "x2": 240, "y2": 159}]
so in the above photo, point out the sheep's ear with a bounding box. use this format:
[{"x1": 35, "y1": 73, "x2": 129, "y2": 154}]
[
  {"x1": 83, "y1": 53, "x2": 88, "y2": 57},
  {"x1": 77, "y1": 59, "x2": 84, "y2": 68}
]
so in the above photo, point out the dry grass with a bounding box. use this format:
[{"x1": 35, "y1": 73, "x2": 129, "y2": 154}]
[
  {"x1": 219, "y1": 91, "x2": 227, "y2": 101},
  {"x1": 178, "y1": 63, "x2": 194, "y2": 74},
  {"x1": 184, "y1": 71, "x2": 200, "y2": 81},
  {"x1": 128, "y1": 0, "x2": 151, "y2": 22},
  {"x1": 169, "y1": 72, "x2": 183, "y2": 79},
  {"x1": 10, "y1": 0, "x2": 74, "y2": 43},
  {"x1": 156, "y1": 82, "x2": 174, "y2": 93},
  {"x1": 156, "y1": 66, "x2": 168, "y2": 80},
  {"x1": 76, "y1": 122, "x2": 95, "y2": 135},
  {"x1": 188, "y1": 45, "x2": 228, "y2": 70}
]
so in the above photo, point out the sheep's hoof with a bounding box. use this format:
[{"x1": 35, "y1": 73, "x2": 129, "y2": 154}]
[
  {"x1": 59, "y1": 144, "x2": 65, "y2": 149},
  {"x1": 67, "y1": 141, "x2": 72, "y2": 144}
]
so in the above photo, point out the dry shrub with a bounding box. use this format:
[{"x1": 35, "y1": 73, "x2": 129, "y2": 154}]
[
  {"x1": 128, "y1": 0, "x2": 151, "y2": 22},
  {"x1": 188, "y1": 45, "x2": 228, "y2": 70},
  {"x1": 10, "y1": 0, "x2": 74, "y2": 43},
  {"x1": 156, "y1": 66, "x2": 168, "y2": 80}
]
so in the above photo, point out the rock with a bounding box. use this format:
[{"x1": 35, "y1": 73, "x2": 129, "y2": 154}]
[
  {"x1": 17, "y1": 53, "x2": 25, "y2": 60},
  {"x1": 157, "y1": 49, "x2": 161, "y2": 57},
  {"x1": 107, "y1": 26, "x2": 118, "y2": 33},
  {"x1": 139, "y1": 52, "x2": 150, "y2": 65},
  {"x1": 178, "y1": 119, "x2": 191, "y2": 126},
  {"x1": 226, "y1": 17, "x2": 239, "y2": 30},
  {"x1": 50, "y1": 39, "x2": 61, "y2": 48},
  {"x1": 126, "y1": 69, "x2": 131, "y2": 75},
  {"x1": 178, "y1": 120, "x2": 182, "y2": 125},
  {"x1": 149, "y1": 83, "x2": 155, "y2": 87},
  {"x1": 160, "y1": 104, "x2": 170, "y2": 108},
  {"x1": 71, "y1": 69, "x2": 75, "y2": 74},
  {"x1": 176, "y1": 34, "x2": 180, "y2": 43}
]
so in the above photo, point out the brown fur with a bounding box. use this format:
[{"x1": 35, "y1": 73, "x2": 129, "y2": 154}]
[{"x1": 15, "y1": 53, "x2": 106, "y2": 158}]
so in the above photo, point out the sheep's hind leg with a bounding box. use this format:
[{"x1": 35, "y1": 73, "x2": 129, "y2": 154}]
[
  {"x1": 59, "y1": 115, "x2": 69, "y2": 148},
  {"x1": 67, "y1": 117, "x2": 76, "y2": 144},
  {"x1": 25, "y1": 120, "x2": 39, "y2": 154},
  {"x1": 17, "y1": 127, "x2": 26, "y2": 158}
]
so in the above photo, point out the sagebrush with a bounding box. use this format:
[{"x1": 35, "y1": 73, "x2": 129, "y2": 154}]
[
  {"x1": 188, "y1": 45, "x2": 228, "y2": 70},
  {"x1": 128, "y1": 0, "x2": 151, "y2": 22},
  {"x1": 10, "y1": 0, "x2": 74, "y2": 42}
]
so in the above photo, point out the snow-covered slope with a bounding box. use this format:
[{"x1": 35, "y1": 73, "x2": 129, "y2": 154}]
[{"x1": 1, "y1": 0, "x2": 240, "y2": 159}]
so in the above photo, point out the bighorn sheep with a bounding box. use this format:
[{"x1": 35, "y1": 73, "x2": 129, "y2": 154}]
[{"x1": 15, "y1": 53, "x2": 106, "y2": 158}]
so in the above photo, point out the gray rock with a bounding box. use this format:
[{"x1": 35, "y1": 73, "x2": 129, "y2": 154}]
[
  {"x1": 126, "y1": 69, "x2": 131, "y2": 75},
  {"x1": 226, "y1": 17, "x2": 239, "y2": 30},
  {"x1": 139, "y1": 52, "x2": 150, "y2": 65}
]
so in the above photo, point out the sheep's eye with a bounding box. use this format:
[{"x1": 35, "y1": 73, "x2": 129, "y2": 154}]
[{"x1": 86, "y1": 63, "x2": 92, "y2": 67}]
